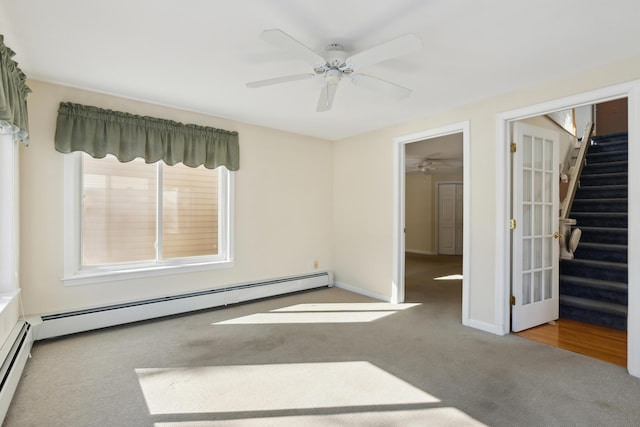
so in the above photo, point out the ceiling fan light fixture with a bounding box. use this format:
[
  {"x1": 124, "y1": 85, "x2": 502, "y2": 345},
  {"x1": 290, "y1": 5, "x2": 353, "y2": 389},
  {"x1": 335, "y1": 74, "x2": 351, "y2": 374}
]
[{"x1": 325, "y1": 69, "x2": 342, "y2": 84}]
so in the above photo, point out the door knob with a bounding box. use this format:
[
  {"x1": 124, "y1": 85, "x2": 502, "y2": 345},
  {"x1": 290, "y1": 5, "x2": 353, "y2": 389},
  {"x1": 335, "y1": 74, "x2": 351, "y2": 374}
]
[{"x1": 553, "y1": 232, "x2": 563, "y2": 239}]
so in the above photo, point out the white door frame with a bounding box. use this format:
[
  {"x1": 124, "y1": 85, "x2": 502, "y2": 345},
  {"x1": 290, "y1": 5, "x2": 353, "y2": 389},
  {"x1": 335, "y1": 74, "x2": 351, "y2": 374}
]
[
  {"x1": 392, "y1": 121, "x2": 471, "y2": 327},
  {"x1": 495, "y1": 81, "x2": 640, "y2": 377}
]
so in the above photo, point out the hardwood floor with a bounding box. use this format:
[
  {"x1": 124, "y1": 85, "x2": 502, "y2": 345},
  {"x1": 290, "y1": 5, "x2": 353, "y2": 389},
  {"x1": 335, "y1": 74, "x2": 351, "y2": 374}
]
[
  {"x1": 515, "y1": 318, "x2": 627, "y2": 367},
  {"x1": 404, "y1": 253, "x2": 627, "y2": 368}
]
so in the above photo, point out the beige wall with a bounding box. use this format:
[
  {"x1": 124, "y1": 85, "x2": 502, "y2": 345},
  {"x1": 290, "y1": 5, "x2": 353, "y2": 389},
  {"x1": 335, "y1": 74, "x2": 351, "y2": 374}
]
[
  {"x1": 20, "y1": 80, "x2": 334, "y2": 315},
  {"x1": 333, "y1": 56, "x2": 640, "y2": 325},
  {"x1": 20, "y1": 55, "x2": 640, "y2": 328},
  {"x1": 405, "y1": 173, "x2": 434, "y2": 254},
  {"x1": 405, "y1": 171, "x2": 463, "y2": 254}
]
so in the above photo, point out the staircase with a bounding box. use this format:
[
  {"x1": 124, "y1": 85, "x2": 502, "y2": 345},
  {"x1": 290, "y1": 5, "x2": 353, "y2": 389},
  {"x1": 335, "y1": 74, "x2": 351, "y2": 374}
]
[{"x1": 559, "y1": 132, "x2": 628, "y2": 331}]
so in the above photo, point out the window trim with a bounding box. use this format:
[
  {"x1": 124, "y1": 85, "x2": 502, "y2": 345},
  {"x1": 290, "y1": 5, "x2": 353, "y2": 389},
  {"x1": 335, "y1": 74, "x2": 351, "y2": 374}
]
[{"x1": 63, "y1": 152, "x2": 234, "y2": 286}]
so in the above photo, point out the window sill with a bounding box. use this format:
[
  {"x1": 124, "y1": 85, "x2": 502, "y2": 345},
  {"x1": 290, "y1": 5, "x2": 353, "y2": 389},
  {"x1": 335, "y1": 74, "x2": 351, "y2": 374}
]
[{"x1": 62, "y1": 259, "x2": 234, "y2": 286}]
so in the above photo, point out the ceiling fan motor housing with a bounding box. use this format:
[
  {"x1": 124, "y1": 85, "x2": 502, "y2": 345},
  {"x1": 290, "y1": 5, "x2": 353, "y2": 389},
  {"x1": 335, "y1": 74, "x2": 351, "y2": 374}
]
[{"x1": 325, "y1": 44, "x2": 347, "y2": 65}]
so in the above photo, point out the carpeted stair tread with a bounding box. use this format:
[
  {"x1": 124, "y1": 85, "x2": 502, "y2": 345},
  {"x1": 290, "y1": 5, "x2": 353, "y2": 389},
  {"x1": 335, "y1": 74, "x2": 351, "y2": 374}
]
[
  {"x1": 579, "y1": 172, "x2": 627, "y2": 186},
  {"x1": 574, "y1": 184, "x2": 627, "y2": 199},
  {"x1": 571, "y1": 198, "x2": 627, "y2": 212},
  {"x1": 559, "y1": 295, "x2": 627, "y2": 316},
  {"x1": 586, "y1": 145, "x2": 628, "y2": 158},
  {"x1": 560, "y1": 302, "x2": 627, "y2": 330},
  {"x1": 576, "y1": 183, "x2": 627, "y2": 191},
  {"x1": 559, "y1": 275, "x2": 627, "y2": 292},
  {"x1": 570, "y1": 212, "x2": 627, "y2": 227},
  {"x1": 570, "y1": 212, "x2": 627, "y2": 218},
  {"x1": 585, "y1": 149, "x2": 627, "y2": 164},
  {"x1": 577, "y1": 226, "x2": 627, "y2": 244},
  {"x1": 591, "y1": 132, "x2": 628, "y2": 142},
  {"x1": 591, "y1": 134, "x2": 629, "y2": 147},
  {"x1": 573, "y1": 242, "x2": 627, "y2": 263},
  {"x1": 577, "y1": 182, "x2": 627, "y2": 191},
  {"x1": 575, "y1": 241, "x2": 626, "y2": 250},
  {"x1": 559, "y1": 274, "x2": 628, "y2": 306},
  {"x1": 560, "y1": 258, "x2": 627, "y2": 283},
  {"x1": 561, "y1": 258, "x2": 627, "y2": 270},
  {"x1": 588, "y1": 141, "x2": 628, "y2": 153},
  {"x1": 581, "y1": 160, "x2": 627, "y2": 174}
]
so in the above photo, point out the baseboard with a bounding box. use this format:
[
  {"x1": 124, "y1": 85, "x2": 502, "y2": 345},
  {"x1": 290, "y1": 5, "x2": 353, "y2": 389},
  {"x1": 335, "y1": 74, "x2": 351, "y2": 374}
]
[
  {"x1": 334, "y1": 281, "x2": 390, "y2": 302},
  {"x1": 406, "y1": 250, "x2": 437, "y2": 256},
  {"x1": 0, "y1": 321, "x2": 33, "y2": 424},
  {"x1": 465, "y1": 318, "x2": 505, "y2": 336},
  {"x1": 32, "y1": 272, "x2": 333, "y2": 340}
]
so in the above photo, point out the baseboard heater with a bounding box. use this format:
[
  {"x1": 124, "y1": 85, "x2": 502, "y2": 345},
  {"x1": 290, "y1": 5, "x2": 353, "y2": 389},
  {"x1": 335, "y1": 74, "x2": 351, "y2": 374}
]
[
  {"x1": 33, "y1": 271, "x2": 333, "y2": 341},
  {"x1": 0, "y1": 321, "x2": 33, "y2": 424}
]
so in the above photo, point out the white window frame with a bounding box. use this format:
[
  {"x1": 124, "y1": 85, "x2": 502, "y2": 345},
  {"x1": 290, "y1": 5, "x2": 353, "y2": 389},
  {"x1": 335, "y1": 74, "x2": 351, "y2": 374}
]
[
  {"x1": 63, "y1": 152, "x2": 234, "y2": 285},
  {"x1": 0, "y1": 134, "x2": 19, "y2": 294}
]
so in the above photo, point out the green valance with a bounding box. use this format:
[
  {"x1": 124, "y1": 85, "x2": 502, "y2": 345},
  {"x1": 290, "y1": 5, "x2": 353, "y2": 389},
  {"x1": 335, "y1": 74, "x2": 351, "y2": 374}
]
[
  {"x1": 55, "y1": 102, "x2": 239, "y2": 170},
  {"x1": 0, "y1": 34, "x2": 30, "y2": 142}
]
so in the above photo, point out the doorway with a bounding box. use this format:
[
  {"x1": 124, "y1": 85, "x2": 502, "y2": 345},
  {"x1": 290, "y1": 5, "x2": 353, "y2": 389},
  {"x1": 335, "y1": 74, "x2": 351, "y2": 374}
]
[
  {"x1": 393, "y1": 121, "x2": 470, "y2": 325},
  {"x1": 496, "y1": 81, "x2": 639, "y2": 376},
  {"x1": 510, "y1": 100, "x2": 629, "y2": 365}
]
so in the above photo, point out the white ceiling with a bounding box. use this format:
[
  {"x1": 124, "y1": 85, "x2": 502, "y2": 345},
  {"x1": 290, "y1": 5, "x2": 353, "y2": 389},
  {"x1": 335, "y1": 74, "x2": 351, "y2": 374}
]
[{"x1": 2, "y1": 0, "x2": 640, "y2": 141}]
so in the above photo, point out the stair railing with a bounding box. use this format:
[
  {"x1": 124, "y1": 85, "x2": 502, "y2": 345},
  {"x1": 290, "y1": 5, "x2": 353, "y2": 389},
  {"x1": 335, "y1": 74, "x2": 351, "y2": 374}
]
[
  {"x1": 558, "y1": 121, "x2": 593, "y2": 260},
  {"x1": 560, "y1": 121, "x2": 594, "y2": 220}
]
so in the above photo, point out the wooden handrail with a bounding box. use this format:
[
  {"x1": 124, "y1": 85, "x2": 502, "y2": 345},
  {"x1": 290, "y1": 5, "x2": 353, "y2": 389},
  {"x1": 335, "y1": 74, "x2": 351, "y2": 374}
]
[{"x1": 560, "y1": 121, "x2": 594, "y2": 219}]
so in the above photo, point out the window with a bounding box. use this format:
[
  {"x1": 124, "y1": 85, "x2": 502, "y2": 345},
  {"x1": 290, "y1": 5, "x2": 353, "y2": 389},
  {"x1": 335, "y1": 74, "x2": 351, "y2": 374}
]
[{"x1": 64, "y1": 153, "x2": 233, "y2": 285}]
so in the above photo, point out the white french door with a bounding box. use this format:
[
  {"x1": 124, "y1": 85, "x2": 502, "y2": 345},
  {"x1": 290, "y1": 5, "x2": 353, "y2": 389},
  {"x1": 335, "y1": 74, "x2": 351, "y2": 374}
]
[{"x1": 511, "y1": 122, "x2": 559, "y2": 332}]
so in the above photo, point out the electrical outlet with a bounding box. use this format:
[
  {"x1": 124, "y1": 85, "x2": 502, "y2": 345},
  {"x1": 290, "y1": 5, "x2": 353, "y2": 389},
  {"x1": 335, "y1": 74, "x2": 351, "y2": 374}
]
[{"x1": 313, "y1": 260, "x2": 319, "y2": 269}]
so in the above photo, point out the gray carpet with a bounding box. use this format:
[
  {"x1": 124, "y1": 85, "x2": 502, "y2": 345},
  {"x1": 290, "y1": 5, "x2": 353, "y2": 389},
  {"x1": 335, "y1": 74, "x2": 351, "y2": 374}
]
[{"x1": 4, "y1": 254, "x2": 640, "y2": 426}]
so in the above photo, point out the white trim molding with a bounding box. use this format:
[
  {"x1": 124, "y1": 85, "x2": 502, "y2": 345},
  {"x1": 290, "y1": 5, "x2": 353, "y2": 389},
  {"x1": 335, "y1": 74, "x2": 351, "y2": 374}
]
[
  {"x1": 334, "y1": 281, "x2": 391, "y2": 302},
  {"x1": 0, "y1": 135, "x2": 19, "y2": 293}
]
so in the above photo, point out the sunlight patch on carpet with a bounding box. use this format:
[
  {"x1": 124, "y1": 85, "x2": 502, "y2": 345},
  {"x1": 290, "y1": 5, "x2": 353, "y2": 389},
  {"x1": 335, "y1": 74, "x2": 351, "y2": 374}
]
[
  {"x1": 271, "y1": 302, "x2": 421, "y2": 312},
  {"x1": 153, "y1": 407, "x2": 488, "y2": 426},
  {"x1": 212, "y1": 302, "x2": 421, "y2": 325},
  {"x1": 213, "y1": 311, "x2": 396, "y2": 324},
  {"x1": 137, "y1": 361, "x2": 439, "y2": 415}
]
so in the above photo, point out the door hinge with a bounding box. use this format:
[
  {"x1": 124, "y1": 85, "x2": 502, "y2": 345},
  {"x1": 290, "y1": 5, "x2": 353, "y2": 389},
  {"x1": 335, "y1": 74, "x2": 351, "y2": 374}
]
[
  {"x1": 510, "y1": 295, "x2": 516, "y2": 306},
  {"x1": 509, "y1": 218, "x2": 516, "y2": 230},
  {"x1": 510, "y1": 142, "x2": 517, "y2": 153}
]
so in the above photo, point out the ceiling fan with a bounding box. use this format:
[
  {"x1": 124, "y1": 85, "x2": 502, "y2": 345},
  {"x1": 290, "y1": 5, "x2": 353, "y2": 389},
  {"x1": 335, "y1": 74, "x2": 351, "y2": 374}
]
[
  {"x1": 416, "y1": 157, "x2": 463, "y2": 174},
  {"x1": 246, "y1": 29, "x2": 422, "y2": 112}
]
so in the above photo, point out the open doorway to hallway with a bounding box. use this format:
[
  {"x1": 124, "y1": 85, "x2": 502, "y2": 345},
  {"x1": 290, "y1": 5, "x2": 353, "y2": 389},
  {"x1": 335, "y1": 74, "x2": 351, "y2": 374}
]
[
  {"x1": 510, "y1": 98, "x2": 628, "y2": 367},
  {"x1": 393, "y1": 121, "x2": 469, "y2": 325},
  {"x1": 403, "y1": 133, "x2": 464, "y2": 308}
]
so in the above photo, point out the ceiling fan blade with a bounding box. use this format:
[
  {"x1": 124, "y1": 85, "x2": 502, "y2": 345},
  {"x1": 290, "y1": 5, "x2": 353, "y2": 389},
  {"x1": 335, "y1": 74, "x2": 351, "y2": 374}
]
[
  {"x1": 350, "y1": 73, "x2": 412, "y2": 99},
  {"x1": 346, "y1": 34, "x2": 422, "y2": 70},
  {"x1": 260, "y1": 29, "x2": 326, "y2": 69},
  {"x1": 246, "y1": 73, "x2": 315, "y2": 88},
  {"x1": 316, "y1": 83, "x2": 339, "y2": 112}
]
